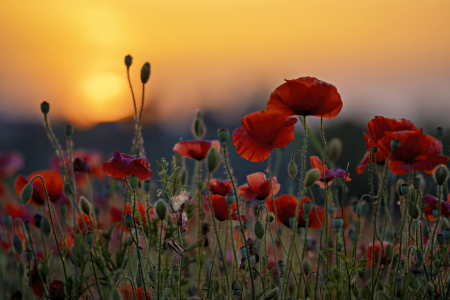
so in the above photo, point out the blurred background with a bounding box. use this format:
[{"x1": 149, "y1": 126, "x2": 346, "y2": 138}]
[{"x1": 1, "y1": 0, "x2": 450, "y2": 199}]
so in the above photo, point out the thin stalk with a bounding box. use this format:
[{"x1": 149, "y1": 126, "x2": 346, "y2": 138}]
[
  {"x1": 132, "y1": 84, "x2": 146, "y2": 156},
  {"x1": 90, "y1": 249, "x2": 104, "y2": 300}
]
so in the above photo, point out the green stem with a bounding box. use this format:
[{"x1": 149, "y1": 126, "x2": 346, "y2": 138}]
[
  {"x1": 90, "y1": 249, "x2": 104, "y2": 300},
  {"x1": 132, "y1": 84, "x2": 145, "y2": 156}
]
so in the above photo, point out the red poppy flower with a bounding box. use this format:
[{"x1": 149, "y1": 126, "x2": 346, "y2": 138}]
[
  {"x1": 0, "y1": 151, "x2": 24, "y2": 177},
  {"x1": 238, "y1": 172, "x2": 280, "y2": 201},
  {"x1": 14, "y1": 170, "x2": 65, "y2": 205},
  {"x1": 266, "y1": 77, "x2": 343, "y2": 118},
  {"x1": 377, "y1": 130, "x2": 448, "y2": 175},
  {"x1": 30, "y1": 263, "x2": 45, "y2": 297},
  {"x1": 77, "y1": 212, "x2": 94, "y2": 234},
  {"x1": 49, "y1": 280, "x2": 65, "y2": 300},
  {"x1": 423, "y1": 195, "x2": 450, "y2": 221},
  {"x1": 366, "y1": 116, "x2": 418, "y2": 148},
  {"x1": 5, "y1": 203, "x2": 28, "y2": 220},
  {"x1": 367, "y1": 241, "x2": 392, "y2": 266},
  {"x1": 205, "y1": 195, "x2": 246, "y2": 222},
  {"x1": 209, "y1": 179, "x2": 233, "y2": 196},
  {"x1": 266, "y1": 195, "x2": 325, "y2": 229},
  {"x1": 119, "y1": 285, "x2": 150, "y2": 300},
  {"x1": 173, "y1": 140, "x2": 221, "y2": 161},
  {"x1": 310, "y1": 156, "x2": 351, "y2": 188},
  {"x1": 356, "y1": 133, "x2": 390, "y2": 174},
  {"x1": 101, "y1": 150, "x2": 153, "y2": 181},
  {"x1": 232, "y1": 110, "x2": 297, "y2": 162}
]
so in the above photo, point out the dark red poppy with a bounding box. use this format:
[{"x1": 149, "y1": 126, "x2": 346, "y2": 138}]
[
  {"x1": 101, "y1": 150, "x2": 153, "y2": 181},
  {"x1": 310, "y1": 156, "x2": 351, "y2": 188},
  {"x1": 0, "y1": 151, "x2": 24, "y2": 177},
  {"x1": 14, "y1": 170, "x2": 65, "y2": 205},
  {"x1": 73, "y1": 157, "x2": 92, "y2": 173},
  {"x1": 266, "y1": 195, "x2": 325, "y2": 229},
  {"x1": 367, "y1": 116, "x2": 418, "y2": 148},
  {"x1": 49, "y1": 280, "x2": 65, "y2": 300},
  {"x1": 367, "y1": 241, "x2": 392, "y2": 266},
  {"x1": 205, "y1": 195, "x2": 246, "y2": 222},
  {"x1": 377, "y1": 130, "x2": 448, "y2": 175},
  {"x1": 209, "y1": 178, "x2": 232, "y2": 196},
  {"x1": 173, "y1": 140, "x2": 221, "y2": 161},
  {"x1": 77, "y1": 212, "x2": 94, "y2": 234},
  {"x1": 30, "y1": 263, "x2": 45, "y2": 297},
  {"x1": 5, "y1": 203, "x2": 28, "y2": 220},
  {"x1": 232, "y1": 110, "x2": 297, "y2": 162},
  {"x1": 238, "y1": 172, "x2": 280, "y2": 201},
  {"x1": 266, "y1": 77, "x2": 343, "y2": 118},
  {"x1": 423, "y1": 194, "x2": 450, "y2": 221}
]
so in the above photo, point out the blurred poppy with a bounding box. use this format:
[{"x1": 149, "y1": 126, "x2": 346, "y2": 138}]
[
  {"x1": 50, "y1": 150, "x2": 104, "y2": 184},
  {"x1": 209, "y1": 178, "x2": 232, "y2": 196},
  {"x1": 232, "y1": 110, "x2": 297, "y2": 162},
  {"x1": 173, "y1": 140, "x2": 220, "y2": 161},
  {"x1": 377, "y1": 130, "x2": 448, "y2": 175},
  {"x1": 367, "y1": 241, "x2": 392, "y2": 266},
  {"x1": 102, "y1": 150, "x2": 153, "y2": 181},
  {"x1": 266, "y1": 195, "x2": 324, "y2": 229},
  {"x1": 120, "y1": 285, "x2": 150, "y2": 300},
  {"x1": 111, "y1": 203, "x2": 154, "y2": 229},
  {"x1": 423, "y1": 194, "x2": 450, "y2": 221},
  {"x1": 14, "y1": 170, "x2": 65, "y2": 205},
  {"x1": 49, "y1": 280, "x2": 65, "y2": 300},
  {"x1": 356, "y1": 133, "x2": 389, "y2": 174},
  {"x1": 266, "y1": 77, "x2": 343, "y2": 118},
  {"x1": 310, "y1": 156, "x2": 351, "y2": 188},
  {"x1": 366, "y1": 116, "x2": 418, "y2": 148},
  {"x1": 30, "y1": 263, "x2": 45, "y2": 297},
  {"x1": 0, "y1": 151, "x2": 24, "y2": 177},
  {"x1": 5, "y1": 203, "x2": 29, "y2": 220},
  {"x1": 77, "y1": 212, "x2": 94, "y2": 234},
  {"x1": 238, "y1": 172, "x2": 280, "y2": 201},
  {"x1": 205, "y1": 195, "x2": 246, "y2": 222},
  {"x1": 73, "y1": 157, "x2": 92, "y2": 173}
]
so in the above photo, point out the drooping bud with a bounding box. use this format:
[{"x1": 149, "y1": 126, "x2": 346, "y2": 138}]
[
  {"x1": 155, "y1": 199, "x2": 167, "y2": 220},
  {"x1": 124, "y1": 55, "x2": 132, "y2": 69},
  {"x1": 65, "y1": 124, "x2": 73, "y2": 137},
  {"x1": 400, "y1": 183, "x2": 410, "y2": 196},
  {"x1": 124, "y1": 214, "x2": 133, "y2": 229},
  {"x1": 288, "y1": 160, "x2": 297, "y2": 179},
  {"x1": 302, "y1": 258, "x2": 312, "y2": 275},
  {"x1": 59, "y1": 204, "x2": 67, "y2": 217},
  {"x1": 13, "y1": 234, "x2": 23, "y2": 254},
  {"x1": 305, "y1": 169, "x2": 320, "y2": 187},
  {"x1": 436, "y1": 126, "x2": 444, "y2": 138},
  {"x1": 444, "y1": 227, "x2": 450, "y2": 242},
  {"x1": 41, "y1": 217, "x2": 51, "y2": 237},
  {"x1": 434, "y1": 164, "x2": 449, "y2": 186},
  {"x1": 40, "y1": 101, "x2": 50, "y2": 115},
  {"x1": 266, "y1": 213, "x2": 275, "y2": 223},
  {"x1": 80, "y1": 196, "x2": 91, "y2": 215},
  {"x1": 24, "y1": 220, "x2": 31, "y2": 231},
  {"x1": 85, "y1": 231, "x2": 94, "y2": 246},
  {"x1": 141, "y1": 62, "x2": 151, "y2": 84},
  {"x1": 2, "y1": 215, "x2": 12, "y2": 227},
  {"x1": 25, "y1": 249, "x2": 33, "y2": 261},
  {"x1": 218, "y1": 128, "x2": 229, "y2": 144},
  {"x1": 328, "y1": 137, "x2": 343, "y2": 162},
  {"x1": 129, "y1": 175, "x2": 139, "y2": 190},
  {"x1": 192, "y1": 111, "x2": 206, "y2": 139},
  {"x1": 207, "y1": 147, "x2": 220, "y2": 173},
  {"x1": 20, "y1": 183, "x2": 33, "y2": 205},
  {"x1": 143, "y1": 180, "x2": 151, "y2": 193},
  {"x1": 390, "y1": 139, "x2": 401, "y2": 150},
  {"x1": 226, "y1": 195, "x2": 235, "y2": 205},
  {"x1": 333, "y1": 217, "x2": 344, "y2": 230},
  {"x1": 254, "y1": 220, "x2": 265, "y2": 239}
]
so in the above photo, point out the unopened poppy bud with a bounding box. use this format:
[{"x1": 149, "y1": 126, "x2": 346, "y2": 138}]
[
  {"x1": 254, "y1": 220, "x2": 265, "y2": 239},
  {"x1": 409, "y1": 207, "x2": 419, "y2": 219},
  {"x1": 25, "y1": 249, "x2": 33, "y2": 261},
  {"x1": 13, "y1": 234, "x2": 23, "y2": 254},
  {"x1": 192, "y1": 111, "x2": 206, "y2": 139},
  {"x1": 441, "y1": 218, "x2": 449, "y2": 229},
  {"x1": 288, "y1": 160, "x2": 297, "y2": 179},
  {"x1": 266, "y1": 213, "x2": 275, "y2": 223},
  {"x1": 155, "y1": 199, "x2": 167, "y2": 220},
  {"x1": 124, "y1": 214, "x2": 133, "y2": 229},
  {"x1": 124, "y1": 55, "x2": 132, "y2": 69},
  {"x1": 144, "y1": 180, "x2": 151, "y2": 192},
  {"x1": 77, "y1": 196, "x2": 90, "y2": 216},
  {"x1": 400, "y1": 183, "x2": 410, "y2": 196},
  {"x1": 129, "y1": 175, "x2": 139, "y2": 190},
  {"x1": 426, "y1": 282, "x2": 434, "y2": 296},
  {"x1": 303, "y1": 201, "x2": 313, "y2": 215},
  {"x1": 436, "y1": 126, "x2": 444, "y2": 138},
  {"x1": 59, "y1": 204, "x2": 67, "y2": 217},
  {"x1": 141, "y1": 62, "x2": 151, "y2": 84},
  {"x1": 305, "y1": 169, "x2": 320, "y2": 187},
  {"x1": 328, "y1": 137, "x2": 343, "y2": 162},
  {"x1": 434, "y1": 164, "x2": 449, "y2": 186},
  {"x1": 412, "y1": 177, "x2": 421, "y2": 190},
  {"x1": 207, "y1": 147, "x2": 220, "y2": 173},
  {"x1": 41, "y1": 101, "x2": 50, "y2": 115},
  {"x1": 65, "y1": 124, "x2": 73, "y2": 137},
  {"x1": 390, "y1": 139, "x2": 401, "y2": 150},
  {"x1": 218, "y1": 128, "x2": 229, "y2": 143},
  {"x1": 24, "y1": 220, "x2": 31, "y2": 231},
  {"x1": 20, "y1": 183, "x2": 33, "y2": 205},
  {"x1": 433, "y1": 209, "x2": 439, "y2": 221},
  {"x1": 416, "y1": 249, "x2": 424, "y2": 265},
  {"x1": 333, "y1": 217, "x2": 344, "y2": 229},
  {"x1": 34, "y1": 213, "x2": 43, "y2": 228},
  {"x1": 172, "y1": 265, "x2": 180, "y2": 280},
  {"x1": 112, "y1": 289, "x2": 122, "y2": 300},
  {"x1": 332, "y1": 265, "x2": 342, "y2": 279},
  {"x1": 85, "y1": 231, "x2": 94, "y2": 246},
  {"x1": 302, "y1": 258, "x2": 312, "y2": 275},
  {"x1": 2, "y1": 215, "x2": 12, "y2": 227},
  {"x1": 437, "y1": 234, "x2": 444, "y2": 246},
  {"x1": 443, "y1": 227, "x2": 450, "y2": 242},
  {"x1": 226, "y1": 195, "x2": 235, "y2": 205},
  {"x1": 41, "y1": 217, "x2": 51, "y2": 237},
  {"x1": 263, "y1": 287, "x2": 279, "y2": 300}
]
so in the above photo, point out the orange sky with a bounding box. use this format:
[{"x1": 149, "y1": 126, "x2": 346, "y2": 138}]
[{"x1": 1, "y1": 0, "x2": 450, "y2": 129}]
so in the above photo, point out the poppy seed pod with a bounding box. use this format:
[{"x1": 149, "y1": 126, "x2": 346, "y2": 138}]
[
  {"x1": 80, "y1": 196, "x2": 91, "y2": 215},
  {"x1": 333, "y1": 217, "x2": 344, "y2": 229},
  {"x1": 434, "y1": 165, "x2": 449, "y2": 186},
  {"x1": 2, "y1": 215, "x2": 12, "y2": 227},
  {"x1": 207, "y1": 147, "x2": 220, "y2": 173},
  {"x1": 25, "y1": 249, "x2": 33, "y2": 261},
  {"x1": 412, "y1": 177, "x2": 421, "y2": 190},
  {"x1": 436, "y1": 126, "x2": 444, "y2": 138},
  {"x1": 112, "y1": 289, "x2": 122, "y2": 300},
  {"x1": 141, "y1": 62, "x2": 151, "y2": 84},
  {"x1": 155, "y1": 199, "x2": 167, "y2": 220},
  {"x1": 24, "y1": 220, "x2": 31, "y2": 231},
  {"x1": 305, "y1": 169, "x2": 320, "y2": 187},
  {"x1": 41, "y1": 217, "x2": 51, "y2": 237},
  {"x1": 328, "y1": 137, "x2": 343, "y2": 162},
  {"x1": 288, "y1": 160, "x2": 297, "y2": 179},
  {"x1": 263, "y1": 288, "x2": 279, "y2": 300},
  {"x1": 218, "y1": 128, "x2": 230, "y2": 143},
  {"x1": 303, "y1": 201, "x2": 313, "y2": 215},
  {"x1": 441, "y1": 218, "x2": 449, "y2": 229},
  {"x1": 13, "y1": 234, "x2": 23, "y2": 254},
  {"x1": 41, "y1": 101, "x2": 50, "y2": 115},
  {"x1": 400, "y1": 183, "x2": 410, "y2": 196},
  {"x1": 226, "y1": 195, "x2": 235, "y2": 205},
  {"x1": 65, "y1": 124, "x2": 73, "y2": 137},
  {"x1": 266, "y1": 213, "x2": 275, "y2": 223},
  {"x1": 59, "y1": 204, "x2": 67, "y2": 217},
  {"x1": 20, "y1": 183, "x2": 33, "y2": 205},
  {"x1": 390, "y1": 138, "x2": 401, "y2": 150},
  {"x1": 124, "y1": 55, "x2": 132, "y2": 68},
  {"x1": 85, "y1": 231, "x2": 94, "y2": 246},
  {"x1": 443, "y1": 227, "x2": 450, "y2": 242},
  {"x1": 302, "y1": 258, "x2": 312, "y2": 275},
  {"x1": 143, "y1": 180, "x2": 151, "y2": 193},
  {"x1": 396, "y1": 179, "x2": 405, "y2": 196},
  {"x1": 124, "y1": 214, "x2": 133, "y2": 229},
  {"x1": 254, "y1": 220, "x2": 265, "y2": 239}
]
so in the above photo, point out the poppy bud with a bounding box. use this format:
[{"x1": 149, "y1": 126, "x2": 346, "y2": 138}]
[
  {"x1": 400, "y1": 183, "x2": 410, "y2": 196},
  {"x1": 144, "y1": 180, "x2": 151, "y2": 192},
  {"x1": 390, "y1": 139, "x2": 401, "y2": 150},
  {"x1": 112, "y1": 289, "x2": 122, "y2": 300},
  {"x1": 254, "y1": 220, "x2": 265, "y2": 239},
  {"x1": 441, "y1": 218, "x2": 449, "y2": 229},
  {"x1": 412, "y1": 177, "x2": 421, "y2": 190},
  {"x1": 125, "y1": 55, "x2": 132, "y2": 69},
  {"x1": 302, "y1": 258, "x2": 312, "y2": 275},
  {"x1": 263, "y1": 287, "x2": 279, "y2": 300},
  {"x1": 396, "y1": 179, "x2": 405, "y2": 196},
  {"x1": 328, "y1": 137, "x2": 343, "y2": 162},
  {"x1": 226, "y1": 195, "x2": 235, "y2": 205},
  {"x1": 129, "y1": 175, "x2": 139, "y2": 190},
  {"x1": 24, "y1": 220, "x2": 31, "y2": 231},
  {"x1": 434, "y1": 164, "x2": 449, "y2": 186},
  {"x1": 266, "y1": 213, "x2": 275, "y2": 223},
  {"x1": 25, "y1": 249, "x2": 33, "y2": 261},
  {"x1": 41, "y1": 217, "x2": 51, "y2": 237},
  {"x1": 207, "y1": 147, "x2": 220, "y2": 173},
  {"x1": 437, "y1": 234, "x2": 444, "y2": 246},
  {"x1": 20, "y1": 183, "x2": 33, "y2": 205},
  {"x1": 288, "y1": 160, "x2": 297, "y2": 179},
  {"x1": 73, "y1": 157, "x2": 91, "y2": 173},
  {"x1": 141, "y1": 62, "x2": 151, "y2": 84},
  {"x1": 13, "y1": 234, "x2": 23, "y2": 254},
  {"x1": 65, "y1": 124, "x2": 73, "y2": 137},
  {"x1": 305, "y1": 169, "x2": 320, "y2": 187},
  {"x1": 41, "y1": 101, "x2": 50, "y2": 115},
  {"x1": 333, "y1": 217, "x2": 344, "y2": 229},
  {"x1": 85, "y1": 231, "x2": 94, "y2": 246},
  {"x1": 2, "y1": 215, "x2": 12, "y2": 227},
  {"x1": 34, "y1": 213, "x2": 43, "y2": 228},
  {"x1": 192, "y1": 111, "x2": 206, "y2": 139},
  {"x1": 80, "y1": 196, "x2": 91, "y2": 215},
  {"x1": 155, "y1": 199, "x2": 167, "y2": 220},
  {"x1": 415, "y1": 249, "x2": 424, "y2": 265},
  {"x1": 433, "y1": 209, "x2": 439, "y2": 221},
  {"x1": 218, "y1": 128, "x2": 229, "y2": 143},
  {"x1": 124, "y1": 214, "x2": 133, "y2": 229},
  {"x1": 443, "y1": 227, "x2": 450, "y2": 242},
  {"x1": 426, "y1": 282, "x2": 434, "y2": 296},
  {"x1": 436, "y1": 126, "x2": 444, "y2": 138},
  {"x1": 409, "y1": 206, "x2": 419, "y2": 219},
  {"x1": 172, "y1": 265, "x2": 180, "y2": 280},
  {"x1": 351, "y1": 201, "x2": 358, "y2": 213},
  {"x1": 59, "y1": 204, "x2": 67, "y2": 217},
  {"x1": 289, "y1": 217, "x2": 297, "y2": 229},
  {"x1": 303, "y1": 201, "x2": 313, "y2": 215}
]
